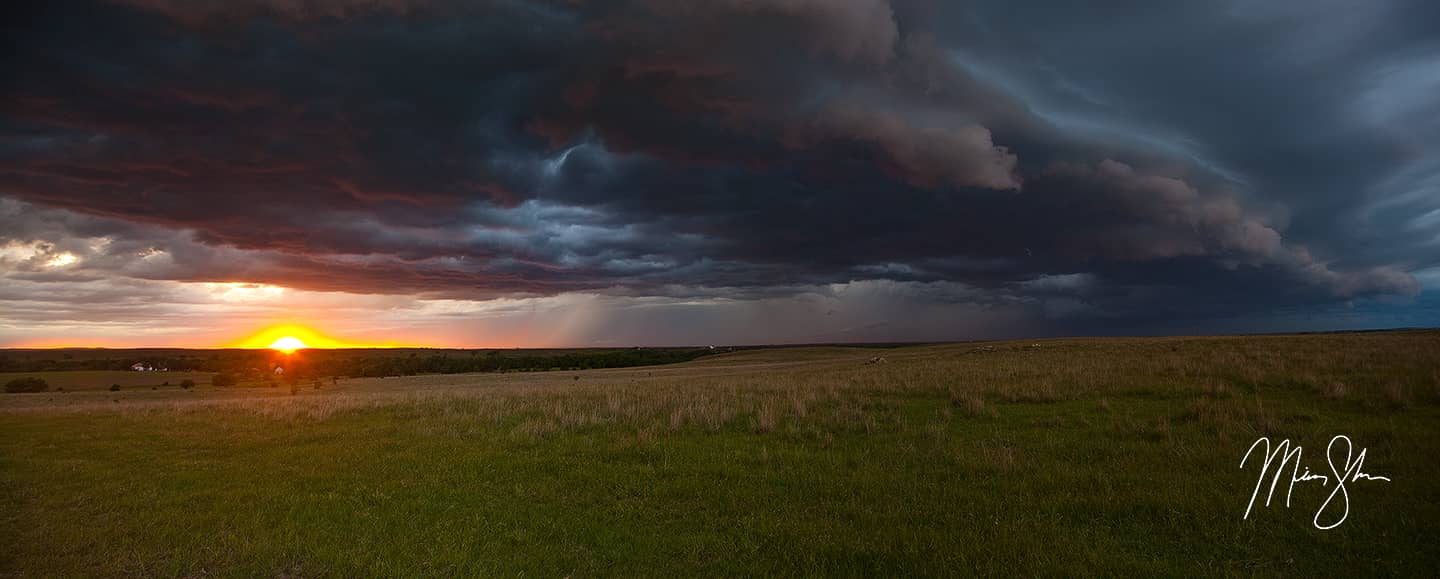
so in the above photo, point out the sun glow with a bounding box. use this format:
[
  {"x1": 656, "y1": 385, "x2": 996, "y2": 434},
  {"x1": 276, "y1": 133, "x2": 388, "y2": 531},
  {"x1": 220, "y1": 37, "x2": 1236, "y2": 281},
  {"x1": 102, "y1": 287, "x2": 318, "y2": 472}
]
[
  {"x1": 227, "y1": 324, "x2": 432, "y2": 350},
  {"x1": 231, "y1": 325, "x2": 358, "y2": 350},
  {"x1": 268, "y1": 336, "x2": 308, "y2": 353},
  {"x1": 45, "y1": 252, "x2": 78, "y2": 268}
]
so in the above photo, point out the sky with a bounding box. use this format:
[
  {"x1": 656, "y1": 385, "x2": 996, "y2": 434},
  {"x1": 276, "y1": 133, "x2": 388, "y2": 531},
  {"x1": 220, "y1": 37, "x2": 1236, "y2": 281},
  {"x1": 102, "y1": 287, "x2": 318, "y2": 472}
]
[{"x1": 2, "y1": 0, "x2": 1438, "y2": 348}]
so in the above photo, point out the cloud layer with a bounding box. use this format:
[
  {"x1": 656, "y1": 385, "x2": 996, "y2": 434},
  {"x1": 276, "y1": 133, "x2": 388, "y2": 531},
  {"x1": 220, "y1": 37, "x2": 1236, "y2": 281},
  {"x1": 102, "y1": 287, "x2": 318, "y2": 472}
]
[{"x1": 2, "y1": 0, "x2": 1437, "y2": 345}]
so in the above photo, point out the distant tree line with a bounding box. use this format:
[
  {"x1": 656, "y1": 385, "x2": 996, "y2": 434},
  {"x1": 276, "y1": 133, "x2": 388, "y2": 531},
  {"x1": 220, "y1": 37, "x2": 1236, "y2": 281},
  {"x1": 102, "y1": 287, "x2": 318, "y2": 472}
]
[
  {"x1": 324, "y1": 349, "x2": 713, "y2": 378},
  {"x1": 0, "y1": 348, "x2": 718, "y2": 380},
  {"x1": 0, "y1": 354, "x2": 216, "y2": 373}
]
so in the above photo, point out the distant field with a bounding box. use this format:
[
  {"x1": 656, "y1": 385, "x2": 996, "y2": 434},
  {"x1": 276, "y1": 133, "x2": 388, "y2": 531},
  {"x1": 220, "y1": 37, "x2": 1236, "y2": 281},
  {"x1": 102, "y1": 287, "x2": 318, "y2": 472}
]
[
  {"x1": 0, "y1": 370, "x2": 216, "y2": 391},
  {"x1": 2, "y1": 331, "x2": 1438, "y2": 576}
]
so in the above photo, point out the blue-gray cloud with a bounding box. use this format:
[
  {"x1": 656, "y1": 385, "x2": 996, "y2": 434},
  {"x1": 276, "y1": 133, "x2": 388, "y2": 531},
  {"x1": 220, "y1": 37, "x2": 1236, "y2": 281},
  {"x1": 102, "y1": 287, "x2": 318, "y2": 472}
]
[{"x1": 2, "y1": 0, "x2": 1436, "y2": 340}]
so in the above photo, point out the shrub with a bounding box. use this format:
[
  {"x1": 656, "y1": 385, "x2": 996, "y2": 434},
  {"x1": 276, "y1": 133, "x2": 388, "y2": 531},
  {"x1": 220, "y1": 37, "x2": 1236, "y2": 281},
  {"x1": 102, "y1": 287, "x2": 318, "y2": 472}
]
[
  {"x1": 109, "y1": 384, "x2": 121, "y2": 392},
  {"x1": 180, "y1": 379, "x2": 196, "y2": 389},
  {"x1": 211, "y1": 373, "x2": 237, "y2": 387},
  {"x1": 4, "y1": 377, "x2": 48, "y2": 393}
]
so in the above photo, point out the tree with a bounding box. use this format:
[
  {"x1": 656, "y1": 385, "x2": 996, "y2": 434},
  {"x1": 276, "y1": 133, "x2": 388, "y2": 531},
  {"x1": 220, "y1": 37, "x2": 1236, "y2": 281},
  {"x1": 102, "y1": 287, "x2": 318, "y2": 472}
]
[
  {"x1": 180, "y1": 379, "x2": 196, "y2": 390},
  {"x1": 211, "y1": 373, "x2": 237, "y2": 387},
  {"x1": 4, "y1": 377, "x2": 48, "y2": 393},
  {"x1": 109, "y1": 384, "x2": 121, "y2": 392}
]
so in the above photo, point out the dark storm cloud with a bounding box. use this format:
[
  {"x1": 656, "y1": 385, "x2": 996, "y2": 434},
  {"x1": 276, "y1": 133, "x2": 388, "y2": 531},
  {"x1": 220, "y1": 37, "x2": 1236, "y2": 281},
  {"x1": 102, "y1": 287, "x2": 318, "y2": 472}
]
[{"x1": 3, "y1": 0, "x2": 1437, "y2": 333}]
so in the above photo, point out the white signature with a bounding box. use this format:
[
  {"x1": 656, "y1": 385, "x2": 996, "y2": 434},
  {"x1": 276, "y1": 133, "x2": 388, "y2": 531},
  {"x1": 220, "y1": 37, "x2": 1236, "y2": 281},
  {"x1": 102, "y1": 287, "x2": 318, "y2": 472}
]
[{"x1": 1240, "y1": 435, "x2": 1391, "y2": 530}]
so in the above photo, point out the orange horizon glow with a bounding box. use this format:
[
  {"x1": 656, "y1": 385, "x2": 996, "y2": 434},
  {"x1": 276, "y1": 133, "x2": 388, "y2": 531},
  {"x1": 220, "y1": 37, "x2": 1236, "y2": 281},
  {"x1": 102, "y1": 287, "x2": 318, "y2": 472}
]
[
  {"x1": 6, "y1": 323, "x2": 498, "y2": 350},
  {"x1": 5, "y1": 328, "x2": 457, "y2": 350},
  {"x1": 226, "y1": 324, "x2": 431, "y2": 350}
]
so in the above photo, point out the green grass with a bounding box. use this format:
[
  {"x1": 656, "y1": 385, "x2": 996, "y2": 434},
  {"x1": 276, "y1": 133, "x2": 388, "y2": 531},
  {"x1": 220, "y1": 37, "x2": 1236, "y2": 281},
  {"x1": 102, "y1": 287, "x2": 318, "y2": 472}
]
[
  {"x1": 2, "y1": 331, "x2": 1438, "y2": 576},
  {"x1": 0, "y1": 370, "x2": 216, "y2": 392}
]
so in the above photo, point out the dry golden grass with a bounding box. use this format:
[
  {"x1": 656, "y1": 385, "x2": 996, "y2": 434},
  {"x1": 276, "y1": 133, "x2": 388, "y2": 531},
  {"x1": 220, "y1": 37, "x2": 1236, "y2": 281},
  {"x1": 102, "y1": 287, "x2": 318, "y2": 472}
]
[
  {"x1": 5, "y1": 331, "x2": 1436, "y2": 441},
  {"x1": 3, "y1": 330, "x2": 1438, "y2": 576}
]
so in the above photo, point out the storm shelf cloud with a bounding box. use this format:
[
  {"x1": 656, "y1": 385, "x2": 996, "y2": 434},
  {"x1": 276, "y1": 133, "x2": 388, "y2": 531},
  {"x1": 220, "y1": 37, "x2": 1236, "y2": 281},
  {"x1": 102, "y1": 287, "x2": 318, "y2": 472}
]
[{"x1": 2, "y1": 0, "x2": 1438, "y2": 346}]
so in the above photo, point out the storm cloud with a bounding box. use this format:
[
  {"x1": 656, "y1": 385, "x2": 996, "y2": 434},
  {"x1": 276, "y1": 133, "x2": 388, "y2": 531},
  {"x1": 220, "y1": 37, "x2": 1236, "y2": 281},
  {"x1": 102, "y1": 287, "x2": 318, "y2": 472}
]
[{"x1": 2, "y1": 0, "x2": 1437, "y2": 345}]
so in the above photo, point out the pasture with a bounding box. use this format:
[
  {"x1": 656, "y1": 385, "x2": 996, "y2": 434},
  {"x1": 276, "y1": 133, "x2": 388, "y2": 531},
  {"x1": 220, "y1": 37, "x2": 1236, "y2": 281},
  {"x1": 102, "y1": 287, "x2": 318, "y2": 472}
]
[
  {"x1": 0, "y1": 370, "x2": 216, "y2": 392},
  {"x1": 2, "y1": 331, "x2": 1438, "y2": 576}
]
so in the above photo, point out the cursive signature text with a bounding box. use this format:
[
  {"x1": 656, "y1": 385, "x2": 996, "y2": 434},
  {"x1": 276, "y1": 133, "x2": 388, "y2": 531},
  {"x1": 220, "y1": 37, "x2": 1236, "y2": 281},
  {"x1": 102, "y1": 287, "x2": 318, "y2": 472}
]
[{"x1": 1240, "y1": 435, "x2": 1391, "y2": 529}]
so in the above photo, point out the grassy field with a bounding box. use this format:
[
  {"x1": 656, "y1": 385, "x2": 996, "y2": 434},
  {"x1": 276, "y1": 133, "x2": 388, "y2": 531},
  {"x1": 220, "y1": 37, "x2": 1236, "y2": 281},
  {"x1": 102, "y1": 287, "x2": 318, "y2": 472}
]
[
  {"x1": 2, "y1": 331, "x2": 1438, "y2": 576},
  {"x1": 0, "y1": 370, "x2": 217, "y2": 392}
]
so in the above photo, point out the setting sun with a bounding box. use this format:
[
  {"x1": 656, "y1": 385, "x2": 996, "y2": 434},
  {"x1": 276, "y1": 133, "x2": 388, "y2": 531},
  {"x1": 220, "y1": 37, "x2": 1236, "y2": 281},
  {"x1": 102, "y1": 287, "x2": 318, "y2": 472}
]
[
  {"x1": 267, "y1": 336, "x2": 308, "y2": 353},
  {"x1": 231, "y1": 324, "x2": 356, "y2": 350}
]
